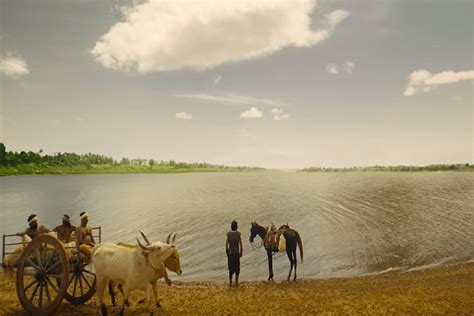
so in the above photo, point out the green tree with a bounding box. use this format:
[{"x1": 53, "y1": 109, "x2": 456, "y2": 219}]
[
  {"x1": 0, "y1": 143, "x2": 5, "y2": 165},
  {"x1": 148, "y1": 159, "x2": 156, "y2": 168}
]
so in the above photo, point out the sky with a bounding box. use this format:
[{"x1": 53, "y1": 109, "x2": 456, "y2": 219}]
[{"x1": 0, "y1": 0, "x2": 472, "y2": 169}]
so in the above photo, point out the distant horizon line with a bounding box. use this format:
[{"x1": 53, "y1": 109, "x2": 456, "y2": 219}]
[{"x1": 1, "y1": 143, "x2": 472, "y2": 171}]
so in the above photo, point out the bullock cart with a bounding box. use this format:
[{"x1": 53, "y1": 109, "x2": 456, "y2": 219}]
[{"x1": 2, "y1": 227, "x2": 101, "y2": 315}]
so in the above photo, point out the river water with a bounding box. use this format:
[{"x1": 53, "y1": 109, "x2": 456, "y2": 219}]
[{"x1": 1, "y1": 172, "x2": 473, "y2": 281}]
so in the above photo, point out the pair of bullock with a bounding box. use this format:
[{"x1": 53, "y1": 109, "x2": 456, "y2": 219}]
[{"x1": 92, "y1": 231, "x2": 182, "y2": 316}]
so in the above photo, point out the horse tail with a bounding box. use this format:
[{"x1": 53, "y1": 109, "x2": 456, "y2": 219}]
[{"x1": 296, "y1": 231, "x2": 303, "y2": 263}]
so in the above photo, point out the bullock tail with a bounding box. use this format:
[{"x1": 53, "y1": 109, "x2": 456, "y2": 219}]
[{"x1": 296, "y1": 231, "x2": 303, "y2": 263}]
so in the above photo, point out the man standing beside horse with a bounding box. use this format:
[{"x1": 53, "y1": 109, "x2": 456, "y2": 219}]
[{"x1": 226, "y1": 220, "x2": 243, "y2": 287}]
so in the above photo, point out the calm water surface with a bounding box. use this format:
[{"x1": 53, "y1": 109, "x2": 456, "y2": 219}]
[{"x1": 1, "y1": 172, "x2": 473, "y2": 281}]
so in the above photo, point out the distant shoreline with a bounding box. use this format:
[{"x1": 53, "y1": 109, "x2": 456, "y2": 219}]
[
  {"x1": 1, "y1": 163, "x2": 473, "y2": 177},
  {"x1": 0, "y1": 164, "x2": 264, "y2": 176},
  {"x1": 300, "y1": 164, "x2": 473, "y2": 173},
  {"x1": 1, "y1": 262, "x2": 472, "y2": 314}
]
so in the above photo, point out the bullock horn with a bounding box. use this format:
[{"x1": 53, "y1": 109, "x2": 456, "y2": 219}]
[
  {"x1": 140, "y1": 230, "x2": 150, "y2": 245},
  {"x1": 166, "y1": 233, "x2": 172, "y2": 244},
  {"x1": 136, "y1": 237, "x2": 150, "y2": 251},
  {"x1": 171, "y1": 233, "x2": 177, "y2": 244}
]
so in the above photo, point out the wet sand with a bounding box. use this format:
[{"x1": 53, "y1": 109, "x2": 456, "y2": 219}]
[{"x1": 1, "y1": 262, "x2": 473, "y2": 315}]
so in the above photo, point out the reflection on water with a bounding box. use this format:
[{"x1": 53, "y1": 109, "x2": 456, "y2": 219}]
[{"x1": 1, "y1": 172, "x2": 473, "y2": 281}]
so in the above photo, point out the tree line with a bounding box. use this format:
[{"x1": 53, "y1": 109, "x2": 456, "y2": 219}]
[
  {"x1": 301, "y1": 164, "x2": 473, "y2": 172},
  {"x1": 0, "y1": 143, "x2": 260, "y2": 170}
]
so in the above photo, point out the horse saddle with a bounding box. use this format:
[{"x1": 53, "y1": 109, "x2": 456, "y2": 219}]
[{"x1": 265, "y1": 224, "x2": 289, "y2": 252}]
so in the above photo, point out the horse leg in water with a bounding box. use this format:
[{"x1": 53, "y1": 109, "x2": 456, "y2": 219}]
[
  {"x1": 286, "y1": 247, "x2": 294, "y2": 282},
  {"x1": 292, "y1": 244, "x2": 298, "y2": 281},
  {"x1": 266, "y1": 249, "x2": 274, "y2": 281},
  {"x1": 285, "y1": 232, "x2": 298, "y2": 282}
]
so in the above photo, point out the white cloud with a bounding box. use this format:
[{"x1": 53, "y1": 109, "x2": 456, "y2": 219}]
[
  {"x1": 326, "y1": 63, "x2": 339, "y2": 74},
  {"x1": 175, "y1": 93, "x2": 287, "y2": 107},
  {"x1": 240, "y1": 107, "x2": 263, "y2": 119},
  {"x1": 274, "y1": 113, "x2": 290, "y2": 121},
  {"x1": 422, "y1": 86, "x2": 436, "y2": 92},
  {"x1": 271, "y1": 108, "x2": 284, "y2": 115},
  {"x1": 404, "y1": 68, "x2": 474, "y2": 96},
  {"x1": 214, "y1": 74, "x2": 222, "y2": 85},
  {"x1": 0, "y1": 53, "x2": 29, "y2": 78},
  {"x1": 326, "y1": 10, "x2": 351, "y2": 28},
  {"x1": 327, "y1": 61, "x2": 355, "y2": 75},
  {"x1": 91, "y1": 0, "x2": 350, "y2": 74},
  {"x1": 343, "y1": 61, "x2": 355, "y2": 73},
  {"x1": 403, "y1": 86, "x2": 417, "y2": 97},
  {"x1": 175, "y1": 112, "x2": 192, "y2": 120},
  {"x1": 271, "y1": 108, "x2": 290, "y2": 120}
]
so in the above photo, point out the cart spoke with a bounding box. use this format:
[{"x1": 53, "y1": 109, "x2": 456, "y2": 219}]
[
  {"x1": 67, "y1": 273, "x2": 75, "y2": 287},
  {"x1": 22, "y1": 271, "x2": 37, "y2": 277},
  {"x1": 80, "y1": 272, "x2": 92, "y2": 288},
  {"x1": 24, "y1": 278, "x2": 39, "y2": 292},
  {"x1": 79, "y1": 273, "x2": 84, "y2": 296},
  {"x1": 26, "y1": 258, "x2": 40, "y2": 271},
  {"x1": 46, "y1": 273, "x2": 62, "y2": 279},
  {"x1": 45, "y1": 259, "x2": 61, "y2": 274},
  {"x1": 82, "y1": 269, "x2": 95, "y2": 276},
  {"x1": 38, "y1": 281, "x2": 44, "y2": 308},
  {"x1": 29, "y1": 280, "x2": 41, "y2": 303},
  {"x1": 43, "y1": 249, "x2": 54, "y2": 270},
  {"x1": 73, "y1": 274, "x2": 78, "y2": 296},
  {"x1": 45, "y1": 276, "x2": 59, "y2": 295},
  {"x1": 44, "y1": 279, "x2": 52, "y2": 305},
  {"x1": 35, "y1": 248, "x2": 43, "y2": 268}
]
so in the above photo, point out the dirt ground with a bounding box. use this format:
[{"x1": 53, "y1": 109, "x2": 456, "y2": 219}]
[{"x1": 1, "y1": 262, "x2": 473, "y2": 315}]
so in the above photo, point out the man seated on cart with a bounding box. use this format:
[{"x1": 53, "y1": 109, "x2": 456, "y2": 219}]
[
  {"x1": 16, "y1": 214, "x2": 50, "y2": 240},
  {"x1": 76, "y1": 211, "x2": 96, "y2": 257},
  {"x1": 52, "y1": 214, "x2": 76, "y2": 243},
  {"x1": 2, "y1": 214, "x2": 51, "y2": 268}
]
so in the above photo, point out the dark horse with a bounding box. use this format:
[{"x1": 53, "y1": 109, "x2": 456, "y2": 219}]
[{"x1": 249, "y1": 222, "x2": 303, "y2": 282}]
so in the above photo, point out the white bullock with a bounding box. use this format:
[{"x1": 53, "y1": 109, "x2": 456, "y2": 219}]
[
  {"x1": 92, "y1": 237, "x2": 177, "y2": 315},
  {"x1": 110, "y1": 232, "x2": 182, "y2": 307}
]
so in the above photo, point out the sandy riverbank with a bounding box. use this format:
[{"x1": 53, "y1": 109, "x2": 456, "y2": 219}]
[{"x1": 1, "y1": 262, "x2": 473, "y2": 315}]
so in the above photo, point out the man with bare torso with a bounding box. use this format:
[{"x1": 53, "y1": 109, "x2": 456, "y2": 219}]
[
  {"x1": 76, "y1": 211, "x2": 96, "y2": 256},
  {"x1": 52, "y1": 214, "x2": 76, "y2": 243},
  {"x1": 16, "y1": 214, "x2": 50, "y2": 240}
]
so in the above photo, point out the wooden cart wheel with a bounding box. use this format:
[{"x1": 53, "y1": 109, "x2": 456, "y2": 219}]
[
  {"x1": 16, "y1": 234, "x2": 68, "y2": 316},
  {"x1": 63, "y1": 252, "x2": 96, "y2": 304}
]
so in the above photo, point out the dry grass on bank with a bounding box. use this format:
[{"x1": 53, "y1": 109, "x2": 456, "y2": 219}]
[{"x1": 1, "y1": 262, "x2": 473, "y2": 315}]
